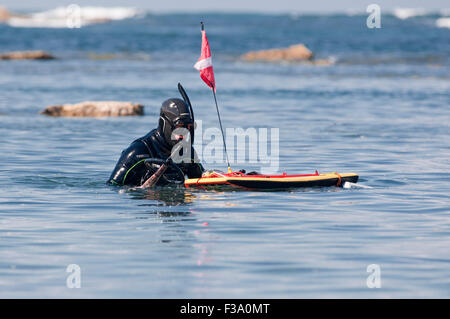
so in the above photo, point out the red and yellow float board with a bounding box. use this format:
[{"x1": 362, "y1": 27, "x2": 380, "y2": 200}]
[{"x1": 185, "y1": 171, "x2": 359, "y2": 190}]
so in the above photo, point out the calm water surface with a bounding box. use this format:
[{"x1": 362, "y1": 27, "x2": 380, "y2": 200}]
[{"x1": 0, "y1": 13, "x2": 449, "y2": 297}]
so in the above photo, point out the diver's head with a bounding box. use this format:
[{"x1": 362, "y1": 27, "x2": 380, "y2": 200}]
[{"x1": 157, "y1": 98, "x2": 195, "y2": 147}]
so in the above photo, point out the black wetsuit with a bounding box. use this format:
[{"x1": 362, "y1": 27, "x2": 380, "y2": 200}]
[{"x1": 108, "y1": 129, "x2": 204, "y2": 186}]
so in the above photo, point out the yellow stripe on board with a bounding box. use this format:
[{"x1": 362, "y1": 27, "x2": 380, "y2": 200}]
[{"x1": 185, "y1": 173, "x2": 358, "y2": 186}]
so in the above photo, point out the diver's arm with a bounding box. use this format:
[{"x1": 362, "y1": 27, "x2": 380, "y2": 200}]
[{"x1": 107, "y1": 141, "x2": 151, "y2": 186}]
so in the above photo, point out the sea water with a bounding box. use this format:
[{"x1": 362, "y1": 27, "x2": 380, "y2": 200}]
[{"x1": 0, "y1": 11, "x2": 449, "y2": 298}]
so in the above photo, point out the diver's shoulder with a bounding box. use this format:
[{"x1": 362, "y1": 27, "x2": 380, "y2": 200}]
[
  {"x1": 136, "y1": 129, "x2": 157, "y2": 141},
  {"x1": 122, "y1": 140, "x2": 145, "y2": 153}
]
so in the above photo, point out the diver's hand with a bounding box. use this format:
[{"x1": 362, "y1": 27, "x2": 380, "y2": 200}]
[{"x1": 140, "y1": 161, "x2": 170, "y2": 188}]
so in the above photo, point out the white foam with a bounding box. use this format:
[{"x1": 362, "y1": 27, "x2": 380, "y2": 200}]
[
  {"x1": 8, "y1": 17, "x2": 69, "y2": 28},
  {"x1": 436, "y1": 18, "x2": 450, "y2": 29},
  {"x1": 393, "y1": 8, "x2": 427, "y2": 20},
  {"x1": 7, "y1": 6, "x2": 139, "y2": 28},
  {"x1": 343, "y1": 182, "x2": 372, "y2": 189}
]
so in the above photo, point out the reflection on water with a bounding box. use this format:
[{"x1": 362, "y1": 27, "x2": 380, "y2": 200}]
[
  {"x1": 134, "y1": 210, "x2": 194, "y2": 221},
  {"x1": 124, "y1": 186, "x2": 196, "y2": 206}
]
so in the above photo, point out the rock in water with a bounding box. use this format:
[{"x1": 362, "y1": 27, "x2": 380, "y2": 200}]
[
  {"x1": 0, "y1": 51, "x2": 55, "y2": 60},
  {"x1": 241, "y1": 44, "x2": 314, "y2": 62},
  {"x1": 0, "y1": 6, "x2": 10, "y2": 21},
  {"x1": 40, "y1": 101, "x2": 144, "y2": 117}
]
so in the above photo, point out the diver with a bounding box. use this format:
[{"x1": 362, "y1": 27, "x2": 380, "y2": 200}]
[{"x1": 108, "y1": 84, "x2": 204, "y2": 187}]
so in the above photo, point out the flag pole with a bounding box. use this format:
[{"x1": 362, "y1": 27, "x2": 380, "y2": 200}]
[
  {"x1": 211, "y1": 83, "x2": 232, "y2": 173},
  {"x1": 201, "y1": 21, "x2": 232, "y2": 173}
]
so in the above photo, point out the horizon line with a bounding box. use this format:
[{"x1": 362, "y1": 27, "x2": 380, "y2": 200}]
[{"x1": 2, "y1": 5, "x2": 449, "y2": 15}]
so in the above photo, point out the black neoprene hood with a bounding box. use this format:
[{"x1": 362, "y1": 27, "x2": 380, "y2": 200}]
[{"x1": 157, "y1": 98, "x2": 195, "y2": 146}]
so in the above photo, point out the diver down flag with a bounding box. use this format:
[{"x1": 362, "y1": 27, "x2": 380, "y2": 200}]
[{"x1": 194, "y1": 28, "x2": 216, "y2": 92}]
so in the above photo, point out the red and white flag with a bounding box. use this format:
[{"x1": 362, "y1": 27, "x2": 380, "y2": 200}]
[{"x1": 194, "y1": 28, "x2": 216, "y2": 92}]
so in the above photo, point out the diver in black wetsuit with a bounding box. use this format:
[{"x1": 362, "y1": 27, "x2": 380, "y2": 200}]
[{"x1": 108, "y1": 90, "x2": 204, "y2": 187}]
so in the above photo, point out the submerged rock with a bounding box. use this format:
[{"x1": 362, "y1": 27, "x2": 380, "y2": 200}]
[
  {"x1": 0, "y1": 51, "x2": 55, "y2": 60},
  {"x1": 241, "y1": 44, "x2": 314, "y2": 62},
  {"x1": 310, "y1": 58, "x2": 335, "y2": 66},
  {"x1": 40, "y1": 101, "x2": 144, "y2": 117},
  {"x1": 88, "y1": 53, "x2": 117, "y2": 60}
]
